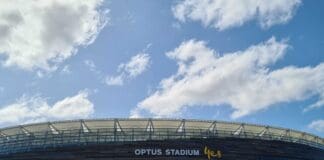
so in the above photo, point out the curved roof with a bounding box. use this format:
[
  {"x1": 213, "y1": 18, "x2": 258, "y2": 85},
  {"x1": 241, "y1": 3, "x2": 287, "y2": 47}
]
[{"x1": 0, "y1": 118, "x2": 323, "y2": 153}]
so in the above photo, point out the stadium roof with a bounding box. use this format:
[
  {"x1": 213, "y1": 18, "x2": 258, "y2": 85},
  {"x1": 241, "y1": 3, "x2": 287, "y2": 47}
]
[{"x1": 0, "y1": 118, "x2": 323, "y2": 153}]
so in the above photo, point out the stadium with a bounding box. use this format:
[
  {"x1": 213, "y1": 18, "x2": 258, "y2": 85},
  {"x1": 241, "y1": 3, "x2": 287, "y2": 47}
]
[{"x1": 0, "y1": 118, "x2": 323, "y2": 160}]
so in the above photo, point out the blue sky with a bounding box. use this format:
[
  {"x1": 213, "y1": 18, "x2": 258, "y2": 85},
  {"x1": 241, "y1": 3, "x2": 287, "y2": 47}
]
[{"x1": 0, "y1": 0, "x2": 323, "y2": 137}]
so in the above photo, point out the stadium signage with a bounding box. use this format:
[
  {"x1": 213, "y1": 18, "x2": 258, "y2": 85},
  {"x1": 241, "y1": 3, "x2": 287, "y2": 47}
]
[
  {"x1": 204, "y1": 146, "x2": 222, "y2": 160},
  {"x1": 134, "y1": 148, "x2": 199, "y2": 156},
  {"x1": 134, "y1": 146, "x2": 222, "y2": 159}
]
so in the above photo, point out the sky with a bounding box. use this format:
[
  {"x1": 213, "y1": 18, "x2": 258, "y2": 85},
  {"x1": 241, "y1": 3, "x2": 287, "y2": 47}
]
[{"x1": 0, "y1": 0, "x2": 323, "y2": 137}]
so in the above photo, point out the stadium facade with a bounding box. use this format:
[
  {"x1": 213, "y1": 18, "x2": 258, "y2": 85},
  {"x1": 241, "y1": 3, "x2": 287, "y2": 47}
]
[{"x1": 0, "y1": 118, "x2": 323, "y2": 160}]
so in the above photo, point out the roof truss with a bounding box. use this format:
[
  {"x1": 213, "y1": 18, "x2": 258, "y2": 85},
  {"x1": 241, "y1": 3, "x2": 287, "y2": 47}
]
[
  {"x1": 146, "y1": 119, "x2": 154, "y2": 132},
  {"x1": 177, "y1": 119, "x2": 185, "y2": 133},
  {"x1": 19, "y1": 126, "x2": 31, "y2": 136},
  {"x1": 81, "y1": 120, "x2": 91, "y2": 133},
  {"x1": 48, "y1": 123, "x2": 60, "y2": 134}
]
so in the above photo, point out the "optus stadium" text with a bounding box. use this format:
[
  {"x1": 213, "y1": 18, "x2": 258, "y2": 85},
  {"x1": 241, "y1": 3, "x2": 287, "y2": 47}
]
[{"x1": 134, "y1": 148, "x2": 200, "y2": 156}]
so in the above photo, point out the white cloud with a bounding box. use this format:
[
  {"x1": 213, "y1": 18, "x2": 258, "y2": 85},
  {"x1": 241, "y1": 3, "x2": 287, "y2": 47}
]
[
  {"x1": 84, "y1": 59, "x2": 102, "y2": 76},
  {"x1": 106, "y1": 53, "x2": 150, "y2": 86},
  {"x1": 0, "y1": 0, "x2": 108, "y2": 72},
  {"x1": 0, "y1": 91, "x2": 94, "y2": 126},
  {"x1": 304, "y1": 98, "x2": 324, "y2": 112},
  {"x1": 132, "y1": 37, "x2": 324, "y2": 119},
  {"x1": 105, "y1": 75, "x2": 124, "y2": 86},
  {"x1": 60, "y1": 65, "x2": 71, "y2": 74},
  {"x1": 308, "y1": 120, "x2": 324, "y2": 133},
  {"x1": 119, "y1": 53, "x2": 151, "y2": 77},
  {"x1": 172, "y1": 0, "x2": 301, "y2": 30},
  {"x1": 129, "y1": 108, "x2": 143, "y2": 118},
  {"x1": 84, "y1": 60, "x2": 97, "y2": 71}
]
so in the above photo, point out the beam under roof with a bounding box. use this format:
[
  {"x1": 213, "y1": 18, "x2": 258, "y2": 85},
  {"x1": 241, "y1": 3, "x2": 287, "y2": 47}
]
[
  {"x1": 146, "y1": 119, "x2": 154, "y2": 132},
  {"x1": 81, "y1": 120, "x2": 91, "y2": 133},
  {"x1": 48, "y1": 122, "x2": 60, "y2": 135},
  {"x1": 114, "y1": 119, "x2": 123, "y2": 132},
  {"x1": 208, "y1": 121, "x2": 217, "y2": 134},
  {"x1": 233, "y1": 124, "x2": 245, "y2": 136},
  {"x1": 19, "y1": 126, "x2": 31, "y2": 136},
  {"x1": 0, "y1": 131, "x2": 9, "y2": 140},
  {"x1": 258, "y1": 126, "x2": 269, "y2": 137},
  {"x1": 177, "y1": 119, "x2": 185, "y2": 133}
]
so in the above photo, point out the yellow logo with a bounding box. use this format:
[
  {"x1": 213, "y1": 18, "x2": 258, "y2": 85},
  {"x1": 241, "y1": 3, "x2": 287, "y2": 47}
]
[{"x1": 204, "y1": 146, "x2": 222, "y2": 160}]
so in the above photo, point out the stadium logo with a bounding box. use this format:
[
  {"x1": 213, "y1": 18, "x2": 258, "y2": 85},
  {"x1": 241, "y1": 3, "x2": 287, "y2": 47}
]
[{"x1": 204, "y1": 146, "x2": 222, "y2": 160}]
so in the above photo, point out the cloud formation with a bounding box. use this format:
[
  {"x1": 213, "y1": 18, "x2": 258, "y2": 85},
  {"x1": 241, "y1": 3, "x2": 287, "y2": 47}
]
[
  {"x1": 172, "y1": 0, "x2": 301, "y2": 30},
  {"x1": 0, "y1": 0, "x2": 108, "y2": 72},
  {"x1": 0, "y1": 91, "x2": 94, "y2": 127},
  {"x1": 308, "y1": 119, "x2": 324, "y2": 133},
  {"x1": 132, "y1": 37, "x2": 324, "y2": 118},
  {"x1": 60, "y1": 65, "x2": 71, "y2": 75},
  {"x1": 106, "y1": 53, "x2": 151, "y2": 86}
]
